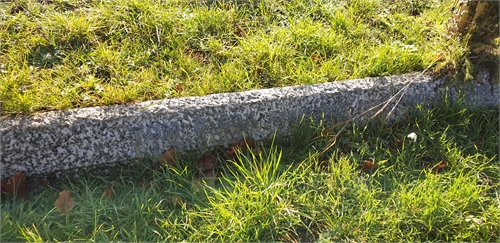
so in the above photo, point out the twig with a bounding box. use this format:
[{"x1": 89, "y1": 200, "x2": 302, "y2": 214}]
[{"x1": 318, "y1": 55, "x2": 444, "y2": 156}]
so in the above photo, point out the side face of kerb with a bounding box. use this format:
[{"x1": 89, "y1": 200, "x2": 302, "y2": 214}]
[{"x1": 1, "y1": 73, "x2": 498, "y2": 179}]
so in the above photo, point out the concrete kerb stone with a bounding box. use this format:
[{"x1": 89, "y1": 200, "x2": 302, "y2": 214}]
[{"x1": 1, "y1": 72, "x2": 498, "y2": 179}]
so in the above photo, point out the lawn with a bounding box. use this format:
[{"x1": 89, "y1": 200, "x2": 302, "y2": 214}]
[
  {"x1": 1, "y1": 100, "x2": 498, "y2": 242},
  {"x1": 1, "y1": 1, "x2": 498, "y2": 241},
  {"x1": 0, "y1": 0, "x2": 460, "y2": 114}
]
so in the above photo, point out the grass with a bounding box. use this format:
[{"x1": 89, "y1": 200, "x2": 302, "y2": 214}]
[
  {"x1": 0, "y1": 0, "x2": 462, "y2": 114},
  {"x1": 1, "y1": 100, "x2": 498, "y2": 242}
]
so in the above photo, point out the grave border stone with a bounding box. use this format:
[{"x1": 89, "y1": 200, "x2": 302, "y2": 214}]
[{"x1": 1, "y1": 72, "x2": 498, "y2": 179}]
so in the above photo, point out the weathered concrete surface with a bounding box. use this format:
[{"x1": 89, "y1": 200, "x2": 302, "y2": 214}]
[{"x1": 1, "y1": 72, "x2": 498, "y2": 178}]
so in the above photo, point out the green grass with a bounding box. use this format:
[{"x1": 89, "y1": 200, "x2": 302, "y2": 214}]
[
  {"x1": 0, "y1": 0, "x2": 461, "y2": 114},
  {"x1": 1, "y1": 101, "x2": 498, "y2": 242}
]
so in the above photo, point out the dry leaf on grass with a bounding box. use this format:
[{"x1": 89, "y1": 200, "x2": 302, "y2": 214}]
[
  {"x1": 203, "y1": 170, "x2": 216, "y2": 187},
  {"x1": 310, "y1": 53, "x2": 323, "y2": 63},
  {"x1": 432, "y1": 159, "x2": 449, "y2": 174},
  {"x1": 230, "y1": 141, "x2": 239, "y2": 148},
  {"x1": 192, "y1": 176, "x2": 216, "y2": 193},
  {"x1": 167, "y1": 195, "x2": 192, "y2": 209},
  {"x1": 225, "y1": 138, "x2": 257, "y2": 160},
  {"x1": 167, "y1": 195, "x2": 184, "y2": 206},
  {"x1": 239, "y1": 138, "x2": 255, "y2": 151},
  {"x1": 252, "y1": 147, "x2": 264, "y2": 156},
  {"x1": 360, "y1": 159, "x2": 376, "y2": 173},
  {"x1": 175, "y1": 84, "x2": 183, "y2": 92},
  {"x1": 225, "y1": 149, "x2": 237, "y2": 160},
  {"x1": 196, "y1": 152, "x2": 219, "y2": 187},
  {"x1": 161, "y1": 148, "x2": 179, "y2": 167},
  {"x1": 235, "y1": 26, "x2": 245, "y2": 37},
  {"x1": 192, "y1": 179, "x2": 204, "y2": 194},
  {"x1": 390, "y1": 137, "x2": 404, "y2": 150},
  {"x1": 197, "y1": 153, "x2": 217, "y2": 173},
  {"x1": 0, "y1": 180, "x2": 7, "y2": 196},
  {"x1": 1, "y1": 171, "x2": 27, "y2": 198},
  {"x1": 226, "y1": 142, "x2": 239, "y2": 160},
  {"x1": 54, "y1": 190, "x2": 75, "y2": 215},
  {"x1": 434, "y1": 52, "x2": 444, "y2": 61},
  {"x1": 103, "y1": 182, "x2": 115, "y2": 200},
  {"x1": 187, "y1": 51, "x2": 206, "y2": 63},
  {"x1": 361, "y1": 159, "x2": 375, "y2": 169},
  {"x1": 41, "y1": 177, "x2": 49, "y2": 188}
]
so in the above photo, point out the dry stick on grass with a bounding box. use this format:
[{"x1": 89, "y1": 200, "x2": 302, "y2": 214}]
[{"x1": 318, "y1": 55, "x2": 444, "y2": 156}]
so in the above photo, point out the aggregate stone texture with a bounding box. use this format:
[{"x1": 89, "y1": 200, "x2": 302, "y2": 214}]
[{"x1": 1, "y1": 73, "x2": 498, "y2": 179}]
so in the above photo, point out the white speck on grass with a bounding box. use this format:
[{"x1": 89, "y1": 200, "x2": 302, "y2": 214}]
[{"x1": 407, "y1": 132, "x2": 417, "y2": 142}]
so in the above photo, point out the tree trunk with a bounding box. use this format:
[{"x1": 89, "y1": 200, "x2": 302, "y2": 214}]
[
  {"x1": 449, "y1": 0, "x2": 499, "y2": 44},
  {"x1": 446, "y1": 1, "x2": 498, "y2": 83}
]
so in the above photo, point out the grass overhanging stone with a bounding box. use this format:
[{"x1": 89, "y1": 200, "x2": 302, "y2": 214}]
[{"x1": 1, "y1": 0, "x2": 463, "y2": 114}]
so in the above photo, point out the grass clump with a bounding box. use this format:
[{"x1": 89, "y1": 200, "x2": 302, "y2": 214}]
[
  {"x1": 0, "y1": 0, "x2": 460, "y2": 114},
  {"x1": 1, "y1": 101, "x2": 498, "y2": 242}
]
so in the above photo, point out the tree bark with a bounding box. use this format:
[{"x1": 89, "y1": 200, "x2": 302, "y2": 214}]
[{"x1": 449, "y1": 0, "x2": 499, "y2": 44}]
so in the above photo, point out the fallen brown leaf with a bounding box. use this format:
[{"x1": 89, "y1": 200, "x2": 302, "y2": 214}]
[
  {"x1": 310, "y1": 53, "x2": 323, "y2": 63},
  {"x1": 1, "y1": 171, "x2": 27, "y2": 198},
  {"x1": 203, "y1": 170, "x2": 216, "y2": 187},
  {"x1": 41, "y1": 177, "x2": 49, "y2": 188},
  {"x1": 226, "y1": 141, "x2": 240, "y2": 159},
  {"x1": 226, "y1": 148, "x2": 237, "y2": 160},
  {"x1": 188, "y1": 51, "x2": 206, "y2": 63},
  {"x1": 54, "y1": 190, "x2": 75, "y2": 215},
  {"x1": 361, "y1": 159, "x2": 375, "y2": 169},
  {"x1": 103, "y1": 182, "x2": 115, "y2": 200},
  {"x1": 254, "y1": 67, "x2": 264, "y2": 75},
  {"x1": 230, "y1": 141, "x2": 239, "y2": 148},
  {"x1": 175, "y1": 84, "x2": 183, "y2": 92},
  {"x1": 251, "y1": 147, "x2": 264, "y2": 157},
  {"x1": 226, "y1": 138, "x2": 258, "y2": 161},
  {"x1": 239, "y1": 138, "x2": 255, "y2": 151},
  {"x1": 434, "y1": 52, "x2": 444, "y2": 61},
  {"x1": 390, "y1": 137, "x2": 404, "y2": 150},
  {"x1": 192, "y1": 178, "x2": 204, "y2": 194},
  {"x1": 432, "y1": 159, "x2": 449, "y2": 174},
  {"x1": 360, "y1": 159, "x2": 376, "y2": 173},
  {"x1": 197, "y1": 153, "x2": 217, "y2": 173},
  {"x1": 162, "y1": 148, "x2": 179, "y2": 167},
  {"x1": 235, "y1": 26, "x2": 245, "y2": 37},
  {"x1": 166, "y1": 195, "x2": 192, "y2": 209},
  {"x1": 167, "y1": 195, "x2": 184, "y2": 206},
  {"x1": 1, "y1": 179, "x2": 8, "y2": 195}
]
